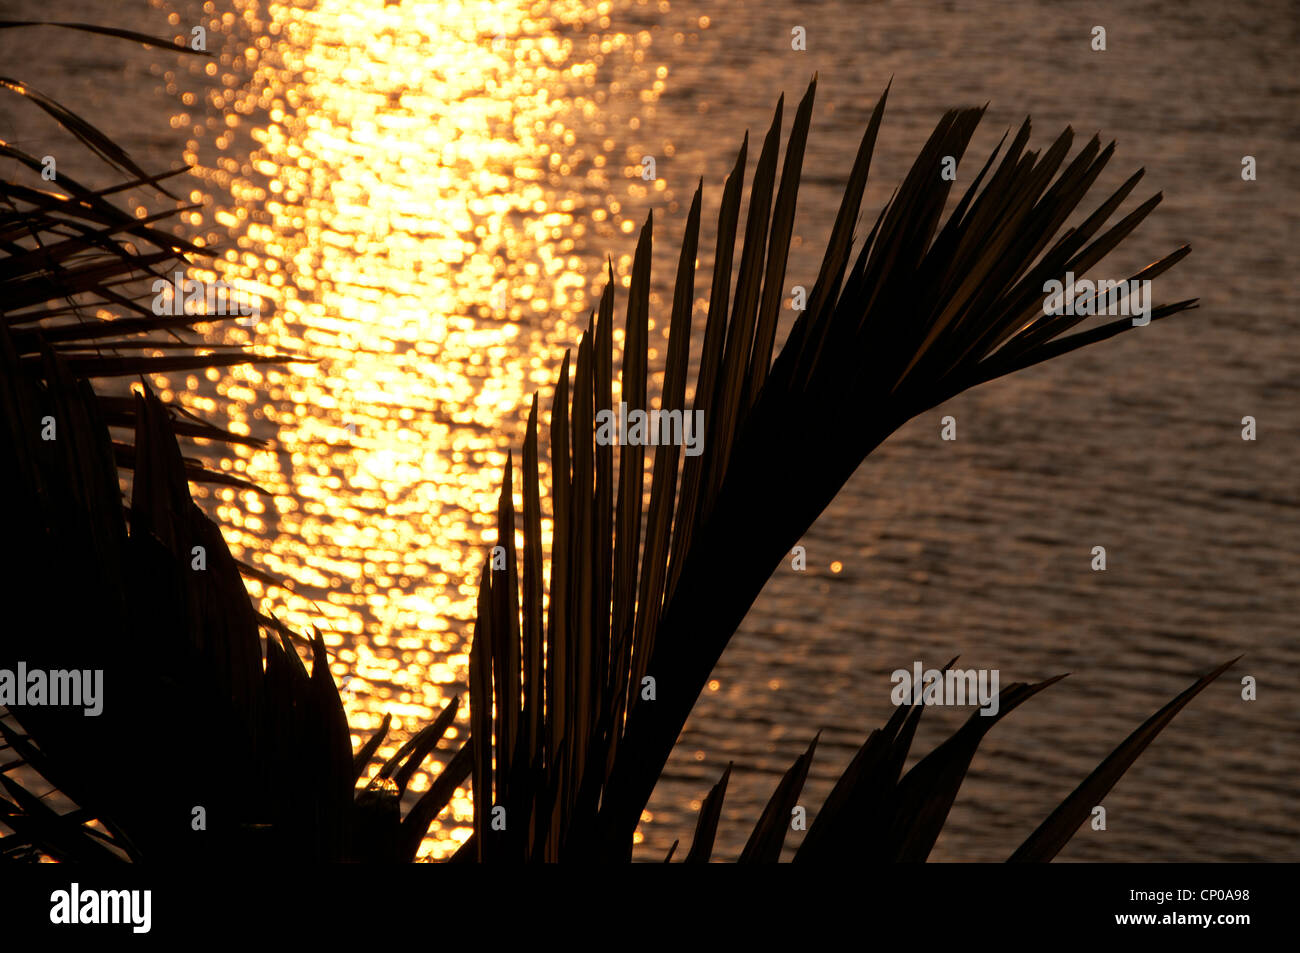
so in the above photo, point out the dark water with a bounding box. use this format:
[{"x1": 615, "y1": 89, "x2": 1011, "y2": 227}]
[{"x1": 3, "y1": 0, "x2": 1295, "y2": 861}]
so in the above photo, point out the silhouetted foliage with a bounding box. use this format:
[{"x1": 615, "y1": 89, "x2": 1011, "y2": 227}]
[{"x1": 0, "y1": 22, "x2": 1230, "y2": 865}]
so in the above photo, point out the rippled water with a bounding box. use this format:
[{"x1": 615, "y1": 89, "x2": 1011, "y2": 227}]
[{"x1": 4, "y1": 0, "x2": 1295, "y2": 861}]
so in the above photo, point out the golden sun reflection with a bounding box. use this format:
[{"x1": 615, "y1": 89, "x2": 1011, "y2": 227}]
[{"x1": 148, "y1": 0, "x2": 674, "y2": 857}]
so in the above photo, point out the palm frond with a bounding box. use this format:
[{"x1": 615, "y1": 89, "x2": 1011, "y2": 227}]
[
  {"x1": 672, "y1": 660, "x2": 1233, "y2": 862},
  {"x1": 0, "y1": 19, "x2": 213, "y2": 54},
  {"x1": 463, "y1": 78, "x2": 1204, "y2": 861},
  {"x1": 1008, "y1": 656, "x2": 1240, "y2": 862},
  {"x1": 0, "y1": 22, "x2": 462, "y2": 863}
]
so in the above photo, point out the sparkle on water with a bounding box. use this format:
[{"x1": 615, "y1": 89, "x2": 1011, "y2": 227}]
[{"x1": 147, "y1": 0, "x2": 684, "y2": 858}]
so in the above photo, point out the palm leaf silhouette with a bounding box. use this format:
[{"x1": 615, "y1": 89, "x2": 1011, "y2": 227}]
[{"x1": 461, "y1": 78, "x2": 1212, "y2": 862}]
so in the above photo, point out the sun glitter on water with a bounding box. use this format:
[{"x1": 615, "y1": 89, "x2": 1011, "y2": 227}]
[{"x1": 148, "y1": 0, "x2": 676, "y2": 858}]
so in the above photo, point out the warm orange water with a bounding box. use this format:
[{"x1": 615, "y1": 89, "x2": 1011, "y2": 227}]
[{"x1": 132, "y1": 0, "x2": 687, "y2": 859}]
